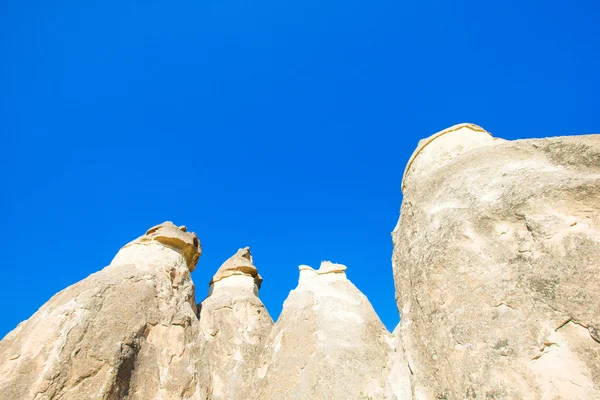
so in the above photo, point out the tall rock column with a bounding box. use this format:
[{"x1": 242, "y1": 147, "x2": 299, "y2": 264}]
[
  {"x1": 393, "y1": 123, "x2": 600, "y2": 399},
  {"x1": 0, "y1": 222, "x2": 202, "y2": 400},
  {"x1": 197, "y1": 247, "x2": 274, "y2": 400},
  {"x1": 253, "y1": 261, "x2": 411, "y2": 400}
]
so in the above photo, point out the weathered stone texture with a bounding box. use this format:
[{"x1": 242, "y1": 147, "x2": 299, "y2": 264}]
[
  {"x1": 393, "y1": 124, "x2": 600, "y2": 399},
  {"x1": 197, "y1": 247, "x2": 274, "y2": 400},
  {"x1": 1, "y1": 124, "x2": 597, "y2": 400},
  {"x1": 0, "y1": 222, "x2": 202, "y2": 400},
  {"x1": 252, "y1": 262, "x2": 410, "y2": 400}
]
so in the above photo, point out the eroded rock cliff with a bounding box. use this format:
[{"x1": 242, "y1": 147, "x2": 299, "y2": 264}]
[
  {"x1": 0, "y1": 224, "x2": 399, "y2": 400},
  {"x1": 252, "y1": 262, "x2": 410, "y2": 400},
  {"x1": 393, "y1": 123, "x2": 600, "y2": 399},
  {"x1": 1, "y1": 123, "x2": 598, "y2": 400},
  {"x1": 0, "y1": 222, "x2": 202, "y2": 400},
  {"x1": 197, "y1": 247, "x2": 274, "y2": 400}
]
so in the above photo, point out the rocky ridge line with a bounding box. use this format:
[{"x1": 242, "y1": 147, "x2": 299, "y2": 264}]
[{"x1": 0, "y1": 123, "x2": 598, "y2": 399}]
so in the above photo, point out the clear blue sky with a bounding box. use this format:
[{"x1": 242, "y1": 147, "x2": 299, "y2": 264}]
[{"x1": 1, "y1": 0, "x2": 598, "y2": 337}]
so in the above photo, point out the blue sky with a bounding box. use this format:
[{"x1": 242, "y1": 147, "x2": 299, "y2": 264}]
[{"x1": 1, "y1": 0, "x2": 598, "y2": 337}]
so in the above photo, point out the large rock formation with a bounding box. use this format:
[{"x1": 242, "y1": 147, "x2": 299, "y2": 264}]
[
  {"x1": 393, "y1": 123, "x2": 600, "y2": 399},
  {"x1": 252, "y1": 261, "x2": 411, "y2": 400},
  {"x1": 197, "y1": 247, "x2": 274, "y2": 400},
  {"x1": 1, "y1": 123, "x2": 598, "y2": 400},
  {"x1": 0, "y1": 219, "x2": 404, "y2": 400},
  {"x1": 0, "y1": 222, "x2": 202, "y2": 400}
]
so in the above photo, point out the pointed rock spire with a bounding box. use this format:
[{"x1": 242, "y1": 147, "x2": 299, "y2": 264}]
[
  {"x1": 198, "y1": 248, "x2": 274, "y2": 399},
  {"x1": 0, "y1": 222, "x2": 203, "y2": 400},
  {"x1": 209, "y1": 246, "x2": 262, "y2": 289},
  {"x1": 253, "y1": 261, "x2": 407, "y2": 400}
]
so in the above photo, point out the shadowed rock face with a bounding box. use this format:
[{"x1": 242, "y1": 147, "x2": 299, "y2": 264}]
[
  {"x1": 0, "y1": 222, "x2": 202, "y2": 400},
  {"x1": 393, "y1": 124, "x2": 600, "y2": 399}
]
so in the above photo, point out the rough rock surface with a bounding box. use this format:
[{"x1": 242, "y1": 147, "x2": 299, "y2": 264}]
[
  {"x1": 393, "y1": 123, "x2": 600, "y2": 399},
  {"x1": 1, "y1": 124, "x2": 598, "y2": 400},
  {"x1": 0, "y1": 222, "x2": 202, "y2": 400},
  {"x1": 252, "y1": 261, "x2": 411, "y2": 400},
  {"x1": 210, "y1": 246, "x2": 263, "y2": 289},
  {"x1": 197, "y1": 247, "x2": 274, "y2": 400}
]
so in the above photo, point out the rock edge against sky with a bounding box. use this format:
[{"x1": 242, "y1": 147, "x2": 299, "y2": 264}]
[{"x1": 0, "y1": 123, "x2": 598, "y2": 399}]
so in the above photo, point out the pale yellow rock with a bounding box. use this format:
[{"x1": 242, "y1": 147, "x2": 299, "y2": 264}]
[
  {"x1": 197, "y1": 247, "x2": 273, "y2": 400},
  {"x1": 0, "y1": 222, "x2": 202, "y2": 400},
  {"x1": 252, "y1": 261, "x2": 411, "y2": 400},
  {"x1": 117, "y1": 221, "x2": 201, "y2": 271},
  {"x1": 401, "y1": 123, "x2": 499, "y2": 192},
  {"x1": 315, "y1": 260, "x2": 347, "y2": 274},
  {"x1": 3, "y1": 126, "x2": 597, "y2": 400},
  {"x1": 210, "y1": 247, "x2": 263, "y2": 289},
  {"x1": 393, "y1": 125, "x2": 600, "y2": 399}
]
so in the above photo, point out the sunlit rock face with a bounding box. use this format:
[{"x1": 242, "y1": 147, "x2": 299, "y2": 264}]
[
  {"x1": 393, "y1": 124, "x2": 600, "y2": 399},
  {"x1": 197, "y1": 247, "x2": 274, "y2": 400},
  {"x1": 1, "y1": 124, "x2": 597, "y2": 400},
  {"x1": 0, "y1": 223, "x2": 404, "y2": 400},
  {"x1": 0, "y1": 222, "x2": 203, "y2": 400},
  {"x1": 252, "y1": 261, "x2": 411, "y2": 400}
]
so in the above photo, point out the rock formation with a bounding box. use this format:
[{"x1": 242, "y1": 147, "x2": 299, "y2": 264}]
[
  {"x1": 0, "y1": 222, "x2": 202, "y2": 400},
  {"x1": 197, "y1": 247, "x2": 274, "y2": 400},
  {"x1": 393, "y1": 123, "x2": 600, "y2": 399},
  {"x1": 252, "y1": 261, "x2": 411, "y2": 400},
  {"x1": 1, "y1": 123, "x2": 598, "y2": 400}
]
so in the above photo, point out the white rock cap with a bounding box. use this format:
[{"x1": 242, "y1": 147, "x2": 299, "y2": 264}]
[{"x1": 401, "y1": 123, "x2": 498, "y2": 193}]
